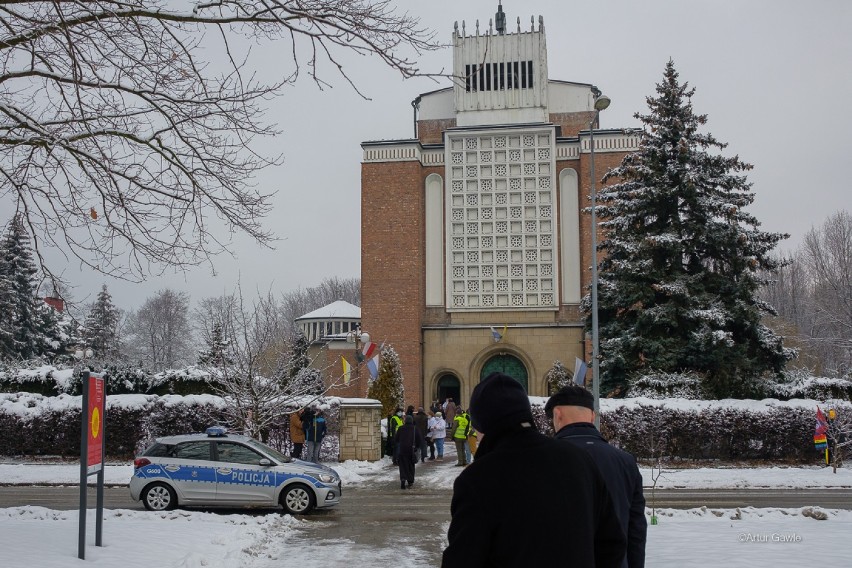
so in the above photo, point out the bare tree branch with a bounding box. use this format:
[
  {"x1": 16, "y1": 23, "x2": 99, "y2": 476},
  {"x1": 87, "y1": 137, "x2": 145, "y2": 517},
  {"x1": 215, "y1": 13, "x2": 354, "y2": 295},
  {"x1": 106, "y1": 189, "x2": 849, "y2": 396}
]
[
  {"x1": 0, "y1": 1, "x2": 439, "y2": 281},
  {"x1": 198, "y1": 284, "x2": 362, "y2": 438}
]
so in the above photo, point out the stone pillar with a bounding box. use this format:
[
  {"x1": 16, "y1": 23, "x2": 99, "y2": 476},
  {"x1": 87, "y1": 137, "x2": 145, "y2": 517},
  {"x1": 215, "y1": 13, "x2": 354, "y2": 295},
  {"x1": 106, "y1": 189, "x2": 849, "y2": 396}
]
[{"x1": 337, "y1": 398, "x2": 383, "y2": 462}]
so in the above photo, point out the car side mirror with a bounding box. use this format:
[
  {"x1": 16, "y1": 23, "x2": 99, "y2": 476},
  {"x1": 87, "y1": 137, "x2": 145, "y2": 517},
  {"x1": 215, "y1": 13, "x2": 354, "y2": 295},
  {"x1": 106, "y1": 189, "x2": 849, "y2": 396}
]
[{"x1": 259, "y1": 458, "x2": 273, "y2": 467}]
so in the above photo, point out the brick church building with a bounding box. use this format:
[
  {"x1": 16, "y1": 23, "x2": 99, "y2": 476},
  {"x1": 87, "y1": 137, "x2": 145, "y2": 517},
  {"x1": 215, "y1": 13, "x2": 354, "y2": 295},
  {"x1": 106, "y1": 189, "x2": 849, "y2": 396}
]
[{"x1": 358, "y1": 5, "x2": 638, "y2": 408}]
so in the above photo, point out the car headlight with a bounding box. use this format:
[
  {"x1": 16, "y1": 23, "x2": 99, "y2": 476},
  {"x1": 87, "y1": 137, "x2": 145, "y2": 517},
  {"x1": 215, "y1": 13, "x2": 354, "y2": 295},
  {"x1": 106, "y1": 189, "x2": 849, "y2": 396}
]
[{"x1": 315, "y1": 473, "x2": 338, "y2": 484}]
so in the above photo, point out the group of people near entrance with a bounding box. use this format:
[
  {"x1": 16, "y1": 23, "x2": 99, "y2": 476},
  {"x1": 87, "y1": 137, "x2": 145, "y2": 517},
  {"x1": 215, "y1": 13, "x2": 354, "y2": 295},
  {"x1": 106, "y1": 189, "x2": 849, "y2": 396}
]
[
  {"x1": 386, "y1": 397, "x2": 485, "y2": 489},
  {"x1": 288, "y1": 406, "x2": 326, "y2": 463},
  {"x1": 440, "y1": 372, "x2": 646, "y2": 567}
]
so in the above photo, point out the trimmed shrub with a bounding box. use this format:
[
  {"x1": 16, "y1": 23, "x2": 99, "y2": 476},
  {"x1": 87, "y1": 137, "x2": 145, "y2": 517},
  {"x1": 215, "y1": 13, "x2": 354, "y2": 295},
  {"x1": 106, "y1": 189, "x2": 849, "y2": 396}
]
[
  {"x1": 0, "y1": 393, "x2": 341, "y2": 461},
  {"x1": 529, "y1": 396, "x2": 850, "y2": 464}
]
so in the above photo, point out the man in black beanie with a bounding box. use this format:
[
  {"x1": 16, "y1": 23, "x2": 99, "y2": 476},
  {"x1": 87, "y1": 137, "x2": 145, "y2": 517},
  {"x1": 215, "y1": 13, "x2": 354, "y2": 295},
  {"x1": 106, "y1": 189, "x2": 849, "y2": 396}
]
[
  {"x1": 546, "y1": 385, "x2": 647, "y2": 568},
  {"x1": 442, "y1": 372, "x2": 626, "y2": 568}
]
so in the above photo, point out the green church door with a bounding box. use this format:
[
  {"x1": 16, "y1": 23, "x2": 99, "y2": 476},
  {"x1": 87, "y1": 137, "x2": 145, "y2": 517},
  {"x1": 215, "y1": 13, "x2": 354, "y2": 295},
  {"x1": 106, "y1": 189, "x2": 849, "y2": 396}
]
[{"x1": 480, "y1": 355, "x2": 528, "y2": 391}]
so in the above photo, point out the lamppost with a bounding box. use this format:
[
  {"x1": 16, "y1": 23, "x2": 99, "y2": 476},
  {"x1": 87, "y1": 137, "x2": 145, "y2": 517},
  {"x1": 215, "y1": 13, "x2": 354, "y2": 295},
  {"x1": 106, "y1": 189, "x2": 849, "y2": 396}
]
[
  {"x1": 589, "y1": 92, "x2": 610, "y2": 429},
  {"x1": 74, "y1": 347, "x2": 94, "y2": 370},
  {"x1": 346, "y1": 326, "x2": 370, "y2": 385}
]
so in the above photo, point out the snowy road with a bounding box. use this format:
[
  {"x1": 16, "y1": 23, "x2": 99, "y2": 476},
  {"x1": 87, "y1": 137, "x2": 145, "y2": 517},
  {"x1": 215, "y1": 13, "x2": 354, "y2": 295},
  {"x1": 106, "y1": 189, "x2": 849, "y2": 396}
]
[{"x1": 2, "y1": 484, "x2": 852, "y2": 510}]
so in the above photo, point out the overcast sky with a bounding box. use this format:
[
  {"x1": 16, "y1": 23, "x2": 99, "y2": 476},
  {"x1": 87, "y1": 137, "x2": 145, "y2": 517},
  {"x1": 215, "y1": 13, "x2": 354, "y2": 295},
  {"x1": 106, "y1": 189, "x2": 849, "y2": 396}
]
[{"x1": 33, "y1": 0, "x2": 852, "y2": 312}]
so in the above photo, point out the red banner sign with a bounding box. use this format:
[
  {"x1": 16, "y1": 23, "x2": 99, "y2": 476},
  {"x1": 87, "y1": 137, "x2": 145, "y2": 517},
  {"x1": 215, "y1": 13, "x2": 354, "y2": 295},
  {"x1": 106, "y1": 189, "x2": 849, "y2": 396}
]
[{"x1": 87, "y1": 375, "x2": 105, "y2": 473}]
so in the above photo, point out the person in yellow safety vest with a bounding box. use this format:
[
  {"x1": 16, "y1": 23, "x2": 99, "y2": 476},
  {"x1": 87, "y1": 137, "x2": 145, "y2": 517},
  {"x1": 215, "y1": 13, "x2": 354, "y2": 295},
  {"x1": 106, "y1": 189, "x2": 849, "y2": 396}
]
[
  {"x1": 451, "y1": 408, "x2": 471, "y2": 466},
  {"x1": 465, "y1": 410, "x2": 478, "y2": 462},
  {"x1": 388, "y1": 407, "x2": 404, "y2": 465}
]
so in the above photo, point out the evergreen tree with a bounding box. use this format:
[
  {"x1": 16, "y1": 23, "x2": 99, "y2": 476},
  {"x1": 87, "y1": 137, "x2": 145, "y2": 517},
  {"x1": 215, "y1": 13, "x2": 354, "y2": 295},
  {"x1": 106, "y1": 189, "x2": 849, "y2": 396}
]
[
  {"x1": 0, "y1": 215, "x2": 59, "y2": 360},
  {"x1": 36, "y1": 302, "x2": 67, "y2": 360},
  {"x1": 287, "y1": 332, "x2": 311, "y2": 379},
  {"x1": 367, "y1": 345, "x2": 405, "y2": 417},
  {"x1": 592, "y1": 60, "x2": 793, "y2": 398},
  {"x1": 197, "y1": 321, "x2": 231, "y2": 367},
  {"x1": 292, "y1": 367, "x2": 325, "y2": 396},
  {"x1": 83, "y1": 285, "x2": 121, "y2": 361},
  {"x1": 545, "y1": 360, "x2": 571, "y2": 395},
  {"x1": 0, "y1": 246, "x2": 14, "y2": 357}
]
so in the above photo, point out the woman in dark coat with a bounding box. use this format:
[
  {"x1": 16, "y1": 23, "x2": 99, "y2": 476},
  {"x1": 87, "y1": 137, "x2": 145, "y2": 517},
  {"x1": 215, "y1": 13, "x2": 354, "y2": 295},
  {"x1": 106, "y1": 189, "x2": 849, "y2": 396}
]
[{"x1": 395, "y1": 415, "x2": 423, "y2": 489}]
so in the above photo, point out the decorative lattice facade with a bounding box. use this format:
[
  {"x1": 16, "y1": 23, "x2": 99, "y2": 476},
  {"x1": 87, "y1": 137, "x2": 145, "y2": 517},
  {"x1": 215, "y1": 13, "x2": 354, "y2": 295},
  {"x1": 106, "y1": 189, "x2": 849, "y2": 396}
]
[{"x1": 445, "y1": 127, "x2": 557, "y2": 310}]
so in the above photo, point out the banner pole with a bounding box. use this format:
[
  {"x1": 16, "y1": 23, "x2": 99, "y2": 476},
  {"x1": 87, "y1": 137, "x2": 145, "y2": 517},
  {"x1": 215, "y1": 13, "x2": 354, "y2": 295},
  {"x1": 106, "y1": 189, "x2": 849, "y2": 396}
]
[
  {"x1": 96, "y1": 404, "x2": 105, "y2": 546},
  {"x1": 78, "y1": 370, "x2": 90, "y2": 560}
]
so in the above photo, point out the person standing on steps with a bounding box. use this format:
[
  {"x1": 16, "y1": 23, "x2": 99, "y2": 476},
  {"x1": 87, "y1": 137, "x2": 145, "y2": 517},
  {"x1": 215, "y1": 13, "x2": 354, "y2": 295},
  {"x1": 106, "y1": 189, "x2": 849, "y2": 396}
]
[
  {"x1": 303, "y1": 408, "x2": 326, "y2": 463},
  {"x1": 289, "y1": 408, "x2": 305, "y2": 459},
  {"x1": 430, "y1": 411, "x2": 447, "y2": 460},
  {"x1": 414, "y1": 407, "x2": 429, "y2": 463},
  {"x1": 450, "y1": 407, "x2": 470, "y2": 467},
  {"x1": 425, "y1": 410, "x2": 438, "y2": 460},
  {"x1": 387, "y1": 407, "x2": 404, "y2": 465},
  {"x1": 443, "y1": 397, "x2": 457, "y2": 428}
]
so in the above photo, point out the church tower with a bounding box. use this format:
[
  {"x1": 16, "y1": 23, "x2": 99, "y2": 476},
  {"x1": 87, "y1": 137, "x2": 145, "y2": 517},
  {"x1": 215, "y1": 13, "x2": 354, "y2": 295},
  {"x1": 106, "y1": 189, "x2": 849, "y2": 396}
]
[{"x1": 358, "y1": 5, "x2": 639, "y2": 407}]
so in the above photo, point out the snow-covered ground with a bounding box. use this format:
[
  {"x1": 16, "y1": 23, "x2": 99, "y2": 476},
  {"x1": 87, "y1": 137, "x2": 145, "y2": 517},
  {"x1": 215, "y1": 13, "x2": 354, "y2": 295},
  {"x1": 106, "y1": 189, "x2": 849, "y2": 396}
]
[{"x1": 1, "y1": 457, "x2": 851, "y2": 566}]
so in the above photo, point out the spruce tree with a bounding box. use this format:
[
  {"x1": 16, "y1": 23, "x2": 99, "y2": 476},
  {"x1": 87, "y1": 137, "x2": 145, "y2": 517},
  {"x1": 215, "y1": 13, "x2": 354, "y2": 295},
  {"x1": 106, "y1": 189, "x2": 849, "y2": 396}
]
[
  {"x1": 593, "y1": 60, "x2": 792, "y2": 398},
  {"x1": 0, "y1": 247, "x2": 14, "y2": 357},
  {"x1": 83, "y1": 285, "x2": 121, "y2": 360},
  {"x1": 287, "y1": 332, "x2": 310, "y2": 379},
  {"x1": 198, "y1": 321, "x2": 231, "y2": 367},
  {"x1": 0, "y1": 215, "x2": 56, "y2": 359},
  {"x1": 544, "y1": 360, "x2": 571, "y2": 395},
  {"x1": 366, "y1": 345, "x2": 405, "y2": 417}
]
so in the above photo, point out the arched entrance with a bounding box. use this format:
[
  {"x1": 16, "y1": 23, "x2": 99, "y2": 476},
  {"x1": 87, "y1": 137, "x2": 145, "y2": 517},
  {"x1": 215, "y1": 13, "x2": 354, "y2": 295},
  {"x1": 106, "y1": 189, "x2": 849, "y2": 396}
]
[
  {"x1": 437, "y1": 374, "x2": 461, "y2": 407},
  {"x1": 480, "y1": 354, "x2": 529, "y2": 391}
]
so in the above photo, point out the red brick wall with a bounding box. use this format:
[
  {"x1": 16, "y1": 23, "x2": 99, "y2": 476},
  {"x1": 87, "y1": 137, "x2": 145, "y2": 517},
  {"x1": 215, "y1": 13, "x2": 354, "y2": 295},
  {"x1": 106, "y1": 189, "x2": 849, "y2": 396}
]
[
  {"x1": 361, "y1": 160, "x2": 427, "y2": 407},
  {"x1": 572, "y1": 151, "x2": 627, "y2": 364},
  {"x1": 550, "y1": 111, "x2": 597, "y2": 138},
  {"x1": 418, "y1": 119, "x2": 456, "y2": 144}
]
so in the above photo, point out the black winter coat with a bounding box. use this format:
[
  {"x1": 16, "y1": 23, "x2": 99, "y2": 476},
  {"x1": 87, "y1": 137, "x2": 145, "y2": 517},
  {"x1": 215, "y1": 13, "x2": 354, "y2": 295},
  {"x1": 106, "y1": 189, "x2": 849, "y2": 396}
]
[
  {"x1": 413, "y1": 411, "x2": 429, "y2": 440},
  {"x1": 442, "y1": 425, "x2": 626, "y2": 568},
  {"x1": 395, "y1": 424, "x2": 423, "y2": 459},
  {"x1": 555, "y1": 423, "x2": 647, "y2": 568}
]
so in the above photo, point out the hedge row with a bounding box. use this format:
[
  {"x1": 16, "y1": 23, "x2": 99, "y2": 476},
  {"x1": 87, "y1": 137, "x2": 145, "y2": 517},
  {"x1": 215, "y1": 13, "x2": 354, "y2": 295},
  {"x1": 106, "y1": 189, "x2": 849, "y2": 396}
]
[
  {"x1": 0, "y1": 393, "x2": 340, "y2": 461},
  {"x1": 530, "y1": 398, "x2": 847, "y2": 464},
  {"x1": 1, "y1": 392, "x2": 843, "y2": 463},
  {"x1": 599, "y1": 404, "x2": 817, "y2": 462}
]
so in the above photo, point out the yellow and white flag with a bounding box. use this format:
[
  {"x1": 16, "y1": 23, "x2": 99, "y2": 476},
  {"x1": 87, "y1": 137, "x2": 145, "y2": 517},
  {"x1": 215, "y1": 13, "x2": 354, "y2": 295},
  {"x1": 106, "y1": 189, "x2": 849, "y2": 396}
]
[{"x1": 342, "y1": 357, "x2": 351, "y2": 384}]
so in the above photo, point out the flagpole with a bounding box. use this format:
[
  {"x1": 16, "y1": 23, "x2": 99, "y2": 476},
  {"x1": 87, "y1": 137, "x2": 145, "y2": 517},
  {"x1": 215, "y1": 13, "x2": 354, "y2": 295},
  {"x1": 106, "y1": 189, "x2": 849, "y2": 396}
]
[{"x1": 346, "y1": 325, "x2": 370, "y2": 391}]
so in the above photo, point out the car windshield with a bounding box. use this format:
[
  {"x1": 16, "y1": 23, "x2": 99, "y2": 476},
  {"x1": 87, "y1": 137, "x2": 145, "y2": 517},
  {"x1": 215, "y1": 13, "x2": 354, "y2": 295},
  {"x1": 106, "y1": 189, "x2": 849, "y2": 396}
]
[{"x1": 245, "y1": 438, "x2": 291, "y2": 464}]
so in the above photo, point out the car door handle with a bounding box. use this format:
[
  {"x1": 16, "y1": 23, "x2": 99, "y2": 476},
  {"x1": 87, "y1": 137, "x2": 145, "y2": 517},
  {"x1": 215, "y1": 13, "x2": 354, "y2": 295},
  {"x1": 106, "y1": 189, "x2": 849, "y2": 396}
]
[{"x1": 216, "y1": 468, "x2": 233, "y2": 475}]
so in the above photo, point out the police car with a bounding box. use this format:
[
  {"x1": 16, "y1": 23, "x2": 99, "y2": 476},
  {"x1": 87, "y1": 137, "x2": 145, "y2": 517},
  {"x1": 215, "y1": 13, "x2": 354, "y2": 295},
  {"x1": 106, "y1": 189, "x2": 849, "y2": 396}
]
[{"x1": 129, "y1": 426, "x2": 341, "y2": 514}]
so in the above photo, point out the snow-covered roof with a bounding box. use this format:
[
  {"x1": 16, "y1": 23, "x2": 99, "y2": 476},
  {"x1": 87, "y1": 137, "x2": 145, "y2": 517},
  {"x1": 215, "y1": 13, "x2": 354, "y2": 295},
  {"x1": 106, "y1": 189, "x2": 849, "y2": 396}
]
[{"x1": 296, "y1": 300, "x2": 361, "y2": 321}]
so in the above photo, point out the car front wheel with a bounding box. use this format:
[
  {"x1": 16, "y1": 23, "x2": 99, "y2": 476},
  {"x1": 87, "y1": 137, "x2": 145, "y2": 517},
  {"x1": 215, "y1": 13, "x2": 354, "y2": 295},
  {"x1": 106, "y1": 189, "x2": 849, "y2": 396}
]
[
  {"x1": 280, "y1": 483, "x2": 314, "y2": 515},
  {"x1": 142, "y1": 482, "x2": 177, "y2": 511}
]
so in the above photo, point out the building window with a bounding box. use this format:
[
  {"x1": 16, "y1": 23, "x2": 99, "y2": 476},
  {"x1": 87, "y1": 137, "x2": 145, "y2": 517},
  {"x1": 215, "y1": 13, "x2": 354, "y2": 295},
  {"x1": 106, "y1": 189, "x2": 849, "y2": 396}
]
[{"x1": 465, "y1": 60, "x2": 533, "y2": 92}]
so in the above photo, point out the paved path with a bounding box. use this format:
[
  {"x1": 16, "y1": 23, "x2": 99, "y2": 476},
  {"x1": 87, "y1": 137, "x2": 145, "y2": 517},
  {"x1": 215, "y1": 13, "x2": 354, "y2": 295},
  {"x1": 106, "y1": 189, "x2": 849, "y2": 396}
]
[{"x1": 302, "y1": 481, "x2": 452, "y2": 565}]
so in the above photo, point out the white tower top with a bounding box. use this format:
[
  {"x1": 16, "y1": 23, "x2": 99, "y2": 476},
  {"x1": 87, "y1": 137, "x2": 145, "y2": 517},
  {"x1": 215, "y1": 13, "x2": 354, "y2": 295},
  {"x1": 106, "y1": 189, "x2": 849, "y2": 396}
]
[{"x1": 452, "y1": 11, "x2": 549, "y2": 127}]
